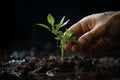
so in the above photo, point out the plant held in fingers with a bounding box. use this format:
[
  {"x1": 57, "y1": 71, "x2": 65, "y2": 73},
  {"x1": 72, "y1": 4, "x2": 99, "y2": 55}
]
[{"x1": 36, "y1": 14, "x2": 77, "y2": 62}]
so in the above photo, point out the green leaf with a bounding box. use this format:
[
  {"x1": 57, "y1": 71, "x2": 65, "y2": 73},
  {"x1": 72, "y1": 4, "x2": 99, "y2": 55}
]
[
  {"x1": 47, "y1": 13, "x2": 55, "y2": 26},
  {"x1": 64, "y1": 29, "x2": 72, "y2": 38},
  {"x1": 57, "y1": 31, "x2": 63, "y2": 35},
  {"x1": 54, "y1": 37, "x2": 60, "y2": 40},
  {"x1": 36, "y1": 23, "x2": 51, "y2": 31},
  {"x1": 55, "y1": 23, "x2": 61, "y2": 30},
  {"x1": 60, "y1": 16, "x2": 65, "y2": 25},
  {"x1": 61, "y1": 19, "x2": 70, "y2": 27}
]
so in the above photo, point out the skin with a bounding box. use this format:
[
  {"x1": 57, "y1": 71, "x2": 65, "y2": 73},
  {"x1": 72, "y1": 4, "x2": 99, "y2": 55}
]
[{"x1": 64, "y1": 11, "x2": 120, "y2": 53}]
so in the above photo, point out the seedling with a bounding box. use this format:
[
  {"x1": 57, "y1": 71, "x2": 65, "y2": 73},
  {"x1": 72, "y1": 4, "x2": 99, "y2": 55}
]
[{"x1": 36, "y1": 14, "x2": 77, "y2": 62}]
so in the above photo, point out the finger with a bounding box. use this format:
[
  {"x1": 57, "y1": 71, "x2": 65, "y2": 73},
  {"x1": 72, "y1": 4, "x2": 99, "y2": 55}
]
[
  {"x1": 69, "y1": 21, "x2": 83, "y2": 36},
  {"x1": 69, "y1": 16, "x2": 94, "y2": 36},
  {"x1": 64, "y1": 42, "x2": 72, "y2": 51},
  {"x1": 65, "y1": 15, "x2": 95, "y2": 52},
  {"x1": 71, "y1": 44, "x2": 79, "y2": 52},
  {"x1": 64, "y1": 19, "x2": 88, "y2": 51},
  {"x1": 78, "y1": 26, "x2": 104, "y2": 50}
]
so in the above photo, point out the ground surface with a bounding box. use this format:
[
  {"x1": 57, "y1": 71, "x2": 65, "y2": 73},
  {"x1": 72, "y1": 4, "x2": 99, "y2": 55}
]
[{"x1": 0, "y1": 52, "x2": 120, "y2": 80}]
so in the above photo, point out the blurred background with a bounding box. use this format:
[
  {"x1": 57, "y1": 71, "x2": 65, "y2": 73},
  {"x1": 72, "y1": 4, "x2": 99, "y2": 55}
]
[{"x1": 0, "y1": 0, "x2": 120, "y2": 56}]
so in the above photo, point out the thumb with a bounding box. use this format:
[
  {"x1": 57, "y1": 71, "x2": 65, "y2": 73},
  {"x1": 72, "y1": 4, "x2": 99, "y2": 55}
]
[{"x1": 78, "y1": 25, "x2": 105, "y2": 50}]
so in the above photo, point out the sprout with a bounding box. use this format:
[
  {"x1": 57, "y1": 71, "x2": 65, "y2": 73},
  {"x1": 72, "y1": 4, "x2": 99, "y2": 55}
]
[{"x1": 36, "y1": 14, "x2": 77, "y2": 62}]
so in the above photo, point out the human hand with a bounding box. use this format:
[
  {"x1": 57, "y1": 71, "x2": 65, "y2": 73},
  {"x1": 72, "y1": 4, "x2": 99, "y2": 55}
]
[{"x1": 64, "y1": 11, "x2": 120, "y2": 53}]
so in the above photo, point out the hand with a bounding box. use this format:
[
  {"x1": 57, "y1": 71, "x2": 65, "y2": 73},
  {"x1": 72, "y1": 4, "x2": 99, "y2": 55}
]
[{"x1": 64, "y1": 11, "x2": 120, "y2": 53}]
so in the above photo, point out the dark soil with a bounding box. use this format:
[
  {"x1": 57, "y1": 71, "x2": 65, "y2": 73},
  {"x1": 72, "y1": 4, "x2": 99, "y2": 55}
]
[{"x1": 0, "y1": 53, "x2": 120, "y2": 80}]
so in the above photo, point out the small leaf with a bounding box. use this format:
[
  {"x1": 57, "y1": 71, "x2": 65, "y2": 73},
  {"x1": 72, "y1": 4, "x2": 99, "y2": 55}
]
[
  {"x1": 60, "y1": 16, "x2": 65, "y2": 25},
  {"x1": 55, "y1": 23, "x2": 61, "y2": 30},
  {"x1": 57, "y1": 31, "x2": 63, "y2": 35},
  {"x1": 54, "y1": 37, "x2": 60, "y2": 40},
  {"x1": 64, "y1": 29, "x2": 72, "y2": 38},
  {"x1": 47, "y1": 14, "x2": 55, "y2": 26},
  {"x1": 61, "y1": 19, "x2": 70, "y2": 27},
  {"x1": 36, "y1": 23, "x2": 51, "y2": 31}
]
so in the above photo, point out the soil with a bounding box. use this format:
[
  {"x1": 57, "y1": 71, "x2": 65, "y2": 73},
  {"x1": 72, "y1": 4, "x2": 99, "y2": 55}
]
[{"x1": 0, "y1": 53, "x2": 120, "y2": 80}]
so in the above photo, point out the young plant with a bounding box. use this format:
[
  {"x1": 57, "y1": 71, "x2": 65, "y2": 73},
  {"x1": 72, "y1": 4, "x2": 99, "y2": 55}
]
[{"x1": 36, "y1": 14, "x2": 77, "y2": 62}]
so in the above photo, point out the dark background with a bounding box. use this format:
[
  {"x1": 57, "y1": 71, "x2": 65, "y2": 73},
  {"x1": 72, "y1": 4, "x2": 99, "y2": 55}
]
[{"x1": 0, "y1": 0, "x2": 120, "y2": 52}]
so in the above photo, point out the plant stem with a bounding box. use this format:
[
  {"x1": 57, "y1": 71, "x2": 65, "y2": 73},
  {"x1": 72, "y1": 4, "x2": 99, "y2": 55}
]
[{"x1": 61, "y1": 48, "x2": 64, "y2": 62}]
